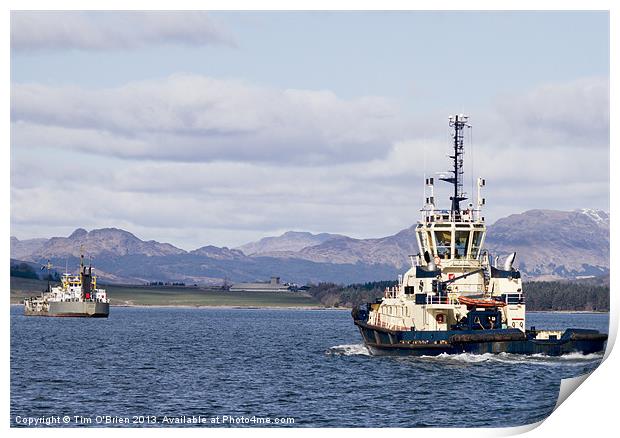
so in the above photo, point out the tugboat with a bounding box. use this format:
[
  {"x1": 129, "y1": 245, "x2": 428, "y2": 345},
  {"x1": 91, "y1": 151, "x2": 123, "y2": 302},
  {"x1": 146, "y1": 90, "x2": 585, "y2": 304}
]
[
  {"x1": 24, "y1": 250, "x2": 109, "y2": 317},
  {"x1": 352, "y1": 114, "x2": 607, "y2": 356}
]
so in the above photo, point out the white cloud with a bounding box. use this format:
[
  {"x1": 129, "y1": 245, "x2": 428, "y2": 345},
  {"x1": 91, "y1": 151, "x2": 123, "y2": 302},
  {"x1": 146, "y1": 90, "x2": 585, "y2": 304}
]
[
  {"x1": 11, "y1": 74, "x2": 408, "y2": 165},
  {"x1": 10, "y1": 75, "x2": 610, "y2": 249},
  {"x1": 488, "y1": 77, "x2": 609, "y2": 148},
  {"x1": 13, "y1": 76, "x2": 607, "y2": 167},
  {"x1": 11, "y1": 11, "x2": 234, "y2": 51},
  {"x1": 11, "y1": 137, "x2": 609, "y2": 249}
]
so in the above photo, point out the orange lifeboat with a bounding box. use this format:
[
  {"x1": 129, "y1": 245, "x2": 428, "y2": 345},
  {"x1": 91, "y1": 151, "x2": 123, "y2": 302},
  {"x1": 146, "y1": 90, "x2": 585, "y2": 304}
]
[{"x1": 458, "y1": 296, "x2": 506, "y2": 308}]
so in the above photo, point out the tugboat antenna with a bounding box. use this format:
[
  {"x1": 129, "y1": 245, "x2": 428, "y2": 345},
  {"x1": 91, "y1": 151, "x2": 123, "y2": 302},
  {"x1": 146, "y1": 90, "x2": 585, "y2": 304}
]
[{"x1": 441, "y1": 114, "x2": 470, "y2": 217}]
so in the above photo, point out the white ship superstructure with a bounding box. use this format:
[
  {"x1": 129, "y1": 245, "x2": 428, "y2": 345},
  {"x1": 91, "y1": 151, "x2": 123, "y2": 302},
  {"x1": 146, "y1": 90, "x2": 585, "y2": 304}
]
[{"x1": 365, "y1": 114, "x2": 524, "y2": 333}]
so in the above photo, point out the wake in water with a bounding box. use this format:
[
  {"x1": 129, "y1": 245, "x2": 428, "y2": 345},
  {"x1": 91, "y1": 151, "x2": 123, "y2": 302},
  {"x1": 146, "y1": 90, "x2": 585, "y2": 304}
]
[
  {"x1": 418, "y1": 351, "x2": 603, "y2": 366},
  {"x1": 326, "y1": 345, "x2": 603, "y2": 364},
  {"x1": 326, "y1": 344, "x2": 371, "y2": 356},
  {"x1": 555, "y1": 352, "x2": 605, "y2": 361}
]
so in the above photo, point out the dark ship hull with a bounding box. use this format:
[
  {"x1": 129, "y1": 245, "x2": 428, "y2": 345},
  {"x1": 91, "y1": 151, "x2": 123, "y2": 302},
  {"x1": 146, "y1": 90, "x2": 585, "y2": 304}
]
[{"x1": 353, "y1": 319, "x2": 607, "y2": 356}]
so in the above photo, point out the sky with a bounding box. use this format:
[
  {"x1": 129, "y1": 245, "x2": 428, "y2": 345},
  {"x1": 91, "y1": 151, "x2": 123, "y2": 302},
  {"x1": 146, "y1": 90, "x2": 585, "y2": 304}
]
[{"x1": 10, "y1": 10, "x2": 610, "y2": 250}]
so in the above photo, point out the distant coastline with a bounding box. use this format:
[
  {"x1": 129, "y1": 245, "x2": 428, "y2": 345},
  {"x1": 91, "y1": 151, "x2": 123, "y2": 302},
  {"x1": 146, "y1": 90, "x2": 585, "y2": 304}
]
[
  {"x1": 10, "y1": 276, "x2": 610, "y2": 313},
  {"x1": 525, "y1": 310, "x2": 609, "y2": 314},
  {"x1": 111, "y1": 304, "x2": 340, "y2": 310},
  {"x1": 10, "y1": 276, "x2": 322, "y2": 309},
  {"x1": 8, "y1": 303, "x2": 608, "y2": 314}
]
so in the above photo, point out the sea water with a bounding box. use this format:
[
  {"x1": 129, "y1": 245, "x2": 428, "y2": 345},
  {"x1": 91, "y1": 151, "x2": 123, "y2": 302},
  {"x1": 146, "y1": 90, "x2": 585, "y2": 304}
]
[{"x1": 10, "y1": 306, "x2": 607, "y2": 427}]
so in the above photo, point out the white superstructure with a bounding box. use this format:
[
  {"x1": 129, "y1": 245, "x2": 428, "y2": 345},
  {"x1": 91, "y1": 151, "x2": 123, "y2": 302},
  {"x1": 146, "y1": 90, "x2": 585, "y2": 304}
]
[{"x1": 365, "y1": 115, "x2": 525, "y2": 333}]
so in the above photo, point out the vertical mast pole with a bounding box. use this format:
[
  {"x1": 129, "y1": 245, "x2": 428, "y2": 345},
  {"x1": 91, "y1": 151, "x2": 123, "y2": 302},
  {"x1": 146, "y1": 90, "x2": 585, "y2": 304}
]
[
  {"x1": 445, "y1": 114, "x2": 469, "y2": 218},
  {"x1": 79, "y1": 244, "x2": 85, "y2": 300},
  {"x1": 453, "y1": 115, "x2": 460, "y2": 214}
]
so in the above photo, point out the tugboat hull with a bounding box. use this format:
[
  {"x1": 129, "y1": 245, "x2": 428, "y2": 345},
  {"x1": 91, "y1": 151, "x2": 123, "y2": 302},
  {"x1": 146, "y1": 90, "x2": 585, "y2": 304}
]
[
  {"x1": 354, "y1": 321, "x2": 607, "y2": 357},
  {"x1": 24, "y1": 301, "x2": 109, "y2": 318}
]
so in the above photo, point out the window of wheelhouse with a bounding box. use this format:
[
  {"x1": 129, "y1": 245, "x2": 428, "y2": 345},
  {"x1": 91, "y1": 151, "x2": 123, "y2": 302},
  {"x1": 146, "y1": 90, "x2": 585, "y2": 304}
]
[
  {"x1": 434, "y1": 230, "x2": 452, "y2": 259},
  {"x1": 455, "y1": 230, "x2": 470, "y2": 259},
  {"x1": 471, "y1": 230, "x2": 483, "y2": 258}
]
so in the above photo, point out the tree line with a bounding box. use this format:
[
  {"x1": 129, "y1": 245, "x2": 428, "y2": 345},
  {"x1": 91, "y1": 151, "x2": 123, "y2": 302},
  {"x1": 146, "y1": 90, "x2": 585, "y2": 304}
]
[
  {"x1": 10, "y1": 262, "x2": 60, "y2": 281},
  {"x1": 306, "y1": 279, "x2": 609, "y2": 311},
  {"x1": 524, "y1": 281, "x2": 608, "y2": 311}
]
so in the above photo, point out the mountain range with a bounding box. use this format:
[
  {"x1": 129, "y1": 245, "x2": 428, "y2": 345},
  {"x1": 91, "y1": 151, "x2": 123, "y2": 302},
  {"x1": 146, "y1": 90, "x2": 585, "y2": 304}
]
[{"x1": 10, "y1": 209, "x2": 609, "y2": 285}]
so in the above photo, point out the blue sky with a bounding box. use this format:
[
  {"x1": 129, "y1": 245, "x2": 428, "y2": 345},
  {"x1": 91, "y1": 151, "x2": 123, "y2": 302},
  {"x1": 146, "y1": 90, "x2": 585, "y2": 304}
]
[
  {"x1": 12, "y1": 12, "x2": 609, "y2": 105},
  {"x1": 10, "y1": 11, "x2": 610, "y2": 249}
]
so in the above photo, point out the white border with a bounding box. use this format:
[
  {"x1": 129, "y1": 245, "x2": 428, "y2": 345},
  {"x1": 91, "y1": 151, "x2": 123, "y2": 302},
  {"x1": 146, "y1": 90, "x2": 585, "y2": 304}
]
[{"x1": 4, "y1": 2, "x2": 616, "y2": 437}]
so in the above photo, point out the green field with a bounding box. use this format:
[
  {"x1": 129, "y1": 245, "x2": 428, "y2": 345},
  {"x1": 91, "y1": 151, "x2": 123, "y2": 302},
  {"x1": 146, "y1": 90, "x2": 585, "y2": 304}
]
[{"x1": 10, "y1": 277, "x2": 323, "y2": 308}]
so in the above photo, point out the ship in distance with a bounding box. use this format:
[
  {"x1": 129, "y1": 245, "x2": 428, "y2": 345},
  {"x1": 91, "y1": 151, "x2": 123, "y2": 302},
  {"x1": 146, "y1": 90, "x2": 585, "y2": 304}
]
[
  {"x1": 351, "y1": 114, "x2": 607, "y2": 356},
  {"x1": 24, "y1": 250, "x2": 109, "y2": 317}
]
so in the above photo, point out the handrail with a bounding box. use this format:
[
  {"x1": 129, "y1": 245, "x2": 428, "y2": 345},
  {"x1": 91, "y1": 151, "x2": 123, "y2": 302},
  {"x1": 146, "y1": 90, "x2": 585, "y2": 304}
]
[
  {"x1": 445, "y1": 259, "x2": 482, "y2": 266},
  {"x1": 384, "y1": 286, "x2": 400, "y2": 299},
  {"x1": 502, "y1": 293, "x2": 524, "y2": 305},
  {"x1": 425, "y1": 295, "x2": 452, "y2": 305}
]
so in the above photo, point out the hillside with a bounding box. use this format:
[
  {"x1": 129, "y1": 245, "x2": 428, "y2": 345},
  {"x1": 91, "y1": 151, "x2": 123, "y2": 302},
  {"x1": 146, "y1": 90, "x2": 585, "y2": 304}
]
[
  {"x1": 484, "y1": 209, "x2": 609, "y2": 279},
  {"x1": 10, "y1": 209, "x2": 610, "y2": 284},
  {"x1": 237, "y1": 209, "x2": 609, "y2": 279},
  {"x1": 35, "y1": 228, "x2": 187, "y2": 258},
  {"x1": 10, "y1": 237, "x2": 47, "y2": 260},
  {"x1": 236, "y1": 231, "x2": 343, "y2": 255}
]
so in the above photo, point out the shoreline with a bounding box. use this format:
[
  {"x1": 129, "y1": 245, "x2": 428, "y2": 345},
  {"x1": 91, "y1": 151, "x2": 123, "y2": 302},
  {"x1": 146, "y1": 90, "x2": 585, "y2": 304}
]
[
  {"x1": 9, "y1": 303, "x2": 608, "y2": 313},
  {"x1": 8, "y1": 302, "x2": 342, "y2": 311},
  {"x1": 526, "y1": 310, "x2": 609, "y2": 314},
  {"x1": 110, "y1": 303, "x2": 342, "y2": 311}
]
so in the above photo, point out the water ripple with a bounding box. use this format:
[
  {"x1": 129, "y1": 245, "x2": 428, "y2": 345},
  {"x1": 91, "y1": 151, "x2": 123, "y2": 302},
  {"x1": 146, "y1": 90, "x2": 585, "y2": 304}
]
[{"x1": 10, "y1": 307, "x2": 607, "y2": 428}]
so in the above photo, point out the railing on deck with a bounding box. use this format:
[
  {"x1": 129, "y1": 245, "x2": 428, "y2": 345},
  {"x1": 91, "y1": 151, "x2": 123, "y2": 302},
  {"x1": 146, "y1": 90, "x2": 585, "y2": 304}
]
[
  {"x1": 501, "y1": 293, "x2": 524, "y2": 305},
  {"x1": 415, "y1": 294, "x2": 455, "y2": 305},
  {"x1": 427, "y1": 295, "x2": 452, "y2": 305},
  {"x1": 447, "y1": 259, "x2": 482, "y2": 267},
  {"x1": 384, "y1": 287, "x2": 400, "y2": 299}
]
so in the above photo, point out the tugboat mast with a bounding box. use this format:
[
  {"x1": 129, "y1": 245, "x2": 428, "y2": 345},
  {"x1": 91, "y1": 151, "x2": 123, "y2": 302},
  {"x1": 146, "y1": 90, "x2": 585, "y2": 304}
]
[{"x1": 441, "y1": 114, "x2": 470, "y2": 218}]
